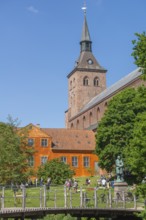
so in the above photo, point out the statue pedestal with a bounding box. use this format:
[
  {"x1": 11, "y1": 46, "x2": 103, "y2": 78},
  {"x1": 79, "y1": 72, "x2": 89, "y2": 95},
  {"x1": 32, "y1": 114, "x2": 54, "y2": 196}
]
[{"x1": 114, "y1": 182, "x2": 128, "y2": 199}]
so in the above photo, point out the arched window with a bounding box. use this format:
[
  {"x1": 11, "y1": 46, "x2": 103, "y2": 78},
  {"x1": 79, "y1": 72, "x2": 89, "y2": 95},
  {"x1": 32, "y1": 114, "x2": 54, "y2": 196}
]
[
  {"x1": 83, "y1": 76, "x2": 89, "y2": 86},
  {"x1": 94, "y1": 77, "x2": 99, "y2": 87},
  {"x1": 89, "y1": 112, "x2": 93, "y2": 124},
  {"x1": 97, "y1": 107, "x2": 100, "y2": 121},
  {"x1": 104, "y1": 102, "x2": 108, "y2": 113},
  {"x1": 77, "y1": 120, "x2": 79, "y2": 129},
  {"x1": 71, "y1": 123, "x2": 74, "y2": 129},
  {"x1": 105, "y1": 102, "x2": 108, "y2": 107},
  {"x1": 83, "y1": 116, "x2": 86, "y2": 129}
]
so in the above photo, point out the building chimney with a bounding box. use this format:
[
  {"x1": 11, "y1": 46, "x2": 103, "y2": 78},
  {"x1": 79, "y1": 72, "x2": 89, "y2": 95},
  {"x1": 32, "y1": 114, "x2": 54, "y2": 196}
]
[{"x1": 36, "y1": 124, "x2": 40, "y2": 128}]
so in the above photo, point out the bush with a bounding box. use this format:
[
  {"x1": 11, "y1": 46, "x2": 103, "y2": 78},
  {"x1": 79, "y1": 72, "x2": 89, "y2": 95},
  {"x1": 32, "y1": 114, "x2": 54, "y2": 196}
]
[{"x1": 37, "y1": 158, "x2": 75, "y2": 184}]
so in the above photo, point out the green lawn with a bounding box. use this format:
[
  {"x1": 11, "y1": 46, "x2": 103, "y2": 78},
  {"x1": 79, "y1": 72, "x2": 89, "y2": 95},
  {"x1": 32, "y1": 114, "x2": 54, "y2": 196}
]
[{"x1": 0, "y1": 176, "x2": 144, "y2": 209}]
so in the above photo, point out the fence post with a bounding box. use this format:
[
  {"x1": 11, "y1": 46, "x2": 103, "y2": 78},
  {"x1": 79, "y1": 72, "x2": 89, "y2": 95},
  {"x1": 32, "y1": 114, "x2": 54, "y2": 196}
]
[
  {"x1": 54, "y1": 189, "x2": 57, "y2": 208},
  {"x1": 40, "y1": 187, "x2": 43, "y2": 208},
  {"x1": 70, "y1": 189, "x2": 72, "y2": 208},
  {"x1": 83, "y1": 192, "x2": 86, "y2": 208},
  {"x1": 134, "y1": 194, "x2": 137, "y2": 209},
  {"x1": 1, "y1": 187, "x2": 5, "y2": 209},
  {"x1": 109, "y1": 189, "x2": 112, "y2": 208},
  {"x1": 123, "y1": 191, "x2": 126, "y2": 209},
  {"x1": 43, "y1": 185, "x2": 46, "y2": 208},
  {"x1": 80, "y1": 187, "x2": 83, "y2": 207},
  {"x1": 64, "y1": 186, "x2": 67, "y2": 208},
  {"x1": 22, "y1": 186, "x2": 26, "y2": 209},
  {"x1": 94, "y1": 188, "x2": 97, "y2": 208}
]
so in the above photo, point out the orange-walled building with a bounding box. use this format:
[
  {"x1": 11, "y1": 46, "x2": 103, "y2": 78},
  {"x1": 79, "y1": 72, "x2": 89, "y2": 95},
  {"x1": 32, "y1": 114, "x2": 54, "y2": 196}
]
[{"x1": 26, "y1": 124, "x2": 101, "y2": 177}]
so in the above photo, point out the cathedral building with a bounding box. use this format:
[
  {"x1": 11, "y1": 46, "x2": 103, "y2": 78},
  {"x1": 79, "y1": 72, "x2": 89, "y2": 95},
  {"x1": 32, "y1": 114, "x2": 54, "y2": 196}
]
[
  {"x1": 25, "y1": 8, "x2": 145, "y2": 177},
  {"x1": 65, "y1": 9, "x2": 145, "y2": 132}
]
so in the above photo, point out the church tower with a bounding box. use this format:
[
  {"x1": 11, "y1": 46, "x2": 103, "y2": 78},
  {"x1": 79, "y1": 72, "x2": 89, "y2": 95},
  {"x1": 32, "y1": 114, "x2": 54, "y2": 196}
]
[{"x1": 65, "y1": 6, "x2": 107, "y2": 128}]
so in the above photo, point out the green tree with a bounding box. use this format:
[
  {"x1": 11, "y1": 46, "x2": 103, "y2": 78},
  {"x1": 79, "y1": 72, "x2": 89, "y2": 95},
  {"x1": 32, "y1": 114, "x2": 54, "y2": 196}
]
[
  {"x1": 132, "y1": 32, "x2": 146, "y2": 80},
  {"x1": 0, "y1": 120, "x2": 34, "y2": 184},
  {"x1": 37, "y1": 158, "x2": 75, "y2": 184},
  {"x1": 125, "y1": 112, "x2": 146, "y2": 181},
  {"x1": 95, "y1": 86, "x2": 146, "y2": 178}
]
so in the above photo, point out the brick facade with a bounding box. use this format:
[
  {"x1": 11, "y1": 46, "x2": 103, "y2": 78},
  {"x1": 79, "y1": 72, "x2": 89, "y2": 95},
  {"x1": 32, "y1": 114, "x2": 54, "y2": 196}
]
[
  {"x1": 66, "y1": 74, "x2": 146, "y2": 130},
  {"x1": 68, "y1": 70, "x2": 106, "y2": 118}
]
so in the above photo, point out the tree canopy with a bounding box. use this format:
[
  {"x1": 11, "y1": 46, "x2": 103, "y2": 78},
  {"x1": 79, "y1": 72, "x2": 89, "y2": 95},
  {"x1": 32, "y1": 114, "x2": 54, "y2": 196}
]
[
  {"x1": 131, "y1": 32, "x2": 146, "y2": 80},
  {"x1": 37, "y1": 158, "x2": 75, "y2": 185},
  {"x1": 95, "y1": 86, "x2": 146, "y2": 182},
  {"x1": 0, "y1": 120, "x2": 34, "y2": 184},
  {"x1": 125, "y1": 112, "x2": 146, "y2": 181}
]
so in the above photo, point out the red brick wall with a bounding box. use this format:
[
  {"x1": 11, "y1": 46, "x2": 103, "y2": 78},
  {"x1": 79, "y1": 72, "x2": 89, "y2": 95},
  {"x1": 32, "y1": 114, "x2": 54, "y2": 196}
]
[
  {"x1": 68, "y1": 70, "x2": 106, "y2": 119},
  {"x1": 67, "y1": 78, "x2": 146, "y2": 130}
]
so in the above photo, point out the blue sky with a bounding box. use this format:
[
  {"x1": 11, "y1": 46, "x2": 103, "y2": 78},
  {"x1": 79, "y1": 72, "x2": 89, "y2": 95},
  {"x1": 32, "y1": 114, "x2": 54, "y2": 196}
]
[{"x1": 0, "y1": 0, "x2": 146, "y2": 128}]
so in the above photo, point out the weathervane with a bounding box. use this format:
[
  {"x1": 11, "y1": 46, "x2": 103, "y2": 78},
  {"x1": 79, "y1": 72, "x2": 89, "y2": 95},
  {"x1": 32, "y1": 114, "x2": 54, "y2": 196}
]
[{"x1": 81, "y1": 0, "x2": 87, "y2": 15}]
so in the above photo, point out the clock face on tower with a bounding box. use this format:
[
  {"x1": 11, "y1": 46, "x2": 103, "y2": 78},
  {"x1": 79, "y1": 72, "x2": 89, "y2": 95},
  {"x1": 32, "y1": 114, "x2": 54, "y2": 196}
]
[{"x1": 88, "y1": 59, "x2": 93, "y2": 65}]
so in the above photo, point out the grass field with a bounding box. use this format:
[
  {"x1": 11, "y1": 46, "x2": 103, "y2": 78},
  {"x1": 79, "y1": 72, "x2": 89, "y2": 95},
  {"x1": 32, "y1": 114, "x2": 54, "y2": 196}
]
[{"x1": 0, "y1": 176, "x2": 144, "y2": 210}]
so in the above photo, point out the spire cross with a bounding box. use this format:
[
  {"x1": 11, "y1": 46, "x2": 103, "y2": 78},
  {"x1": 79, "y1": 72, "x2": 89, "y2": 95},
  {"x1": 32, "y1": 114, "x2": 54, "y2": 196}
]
[{"x1": 81, "y1": 0, "x2": 87, "y2": 15}]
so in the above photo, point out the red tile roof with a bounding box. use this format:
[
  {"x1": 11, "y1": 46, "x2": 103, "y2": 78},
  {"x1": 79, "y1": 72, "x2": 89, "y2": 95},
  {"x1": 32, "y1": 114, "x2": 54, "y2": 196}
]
[{"x1": 41, "y1": 128, "x2": 96, "y2": 151}]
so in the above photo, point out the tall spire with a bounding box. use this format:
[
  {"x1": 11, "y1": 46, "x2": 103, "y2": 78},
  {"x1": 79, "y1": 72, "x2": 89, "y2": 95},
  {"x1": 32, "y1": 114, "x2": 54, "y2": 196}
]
[{"x1": 80, "y1": 2, "x2": 92, "y2": 52}]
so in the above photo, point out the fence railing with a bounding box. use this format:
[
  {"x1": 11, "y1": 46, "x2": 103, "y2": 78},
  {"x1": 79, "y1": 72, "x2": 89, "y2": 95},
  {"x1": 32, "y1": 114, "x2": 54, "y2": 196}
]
[{"x1": 0, "y1": 185, "x2": 145, "y2": 210}]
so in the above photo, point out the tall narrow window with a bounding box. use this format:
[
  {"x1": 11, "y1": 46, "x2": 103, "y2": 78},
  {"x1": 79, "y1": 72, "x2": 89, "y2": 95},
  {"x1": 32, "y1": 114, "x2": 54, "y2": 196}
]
[
  {"x1": 28, "y1": 156, "x2": 34, "y2": 167},
  {"x1": 97, "y1": 107, "x2": 100, "y2": 121},
  {"x1": 72, "y1": 156, "x2": 78, "y2": 167},
  {"x1": 105, "y1": 102, "x2": 108, "y2": 108},
  {"x1": 41, "y1": 139, "x2": 48, "y2": 147},
  {"x1": 41, "y1": 156, "x2": 48, "y2": 165},
  {"x1": 89, "y1": 112, "x2": 93, "y2": 124},
  {"x1": 83, "y1": 157, "x2": 90, "y2": 167},
  {"x1": 94, "y1": 77, "x2": 99, "y2": 87},
  {"x1": 61, "y1": 156, "x2": 67, "y2": 164},
  {"x1": 28, "y1": 138, "x2": 34, "y2": 146},
  {"x1": 77, "y1": 120, "x2": 80, "y2": 129},
  {"x1": 83, "y1": 76, "x2": 89, "y2": 86},
  {"x1": 83, "y1": 116, "x2": 86, "y2": 129}
]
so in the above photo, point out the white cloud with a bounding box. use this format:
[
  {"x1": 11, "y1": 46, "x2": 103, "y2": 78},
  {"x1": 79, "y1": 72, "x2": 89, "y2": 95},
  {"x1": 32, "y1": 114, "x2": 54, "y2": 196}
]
[{"x1": 27, "y1": 6, "x2": 39, "y2": 14}]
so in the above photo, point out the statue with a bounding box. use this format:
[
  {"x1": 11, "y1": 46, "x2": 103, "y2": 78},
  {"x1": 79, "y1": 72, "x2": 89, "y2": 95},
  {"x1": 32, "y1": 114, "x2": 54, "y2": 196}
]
[{"x1": 115, "y1": 155, "x2": 124, "y2": 182}]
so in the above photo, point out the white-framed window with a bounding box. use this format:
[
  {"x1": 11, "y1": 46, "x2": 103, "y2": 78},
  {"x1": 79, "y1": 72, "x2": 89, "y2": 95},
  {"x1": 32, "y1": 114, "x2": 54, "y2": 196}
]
[
  {"x1": 83, "y1": 156, "x2": 90, "y2": 167},
  {"x1": 28, "y1": 156, "x2": 34, "y2": 167},
  {"x1": 41, "y1": 139, "x2": 48, "y2": 147},
  {"x1": 61, "y1": 156, "x2": 67, "y2": 164},
  {"x1": 41, "y1": 156, "x2": 48, "y2": 165},
  {"x1": 28, "y1": 138, "x2": 34, "y2": 146},
  {"x1": 72, "y1": 156, "x2": 78, "y2": 167}
]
